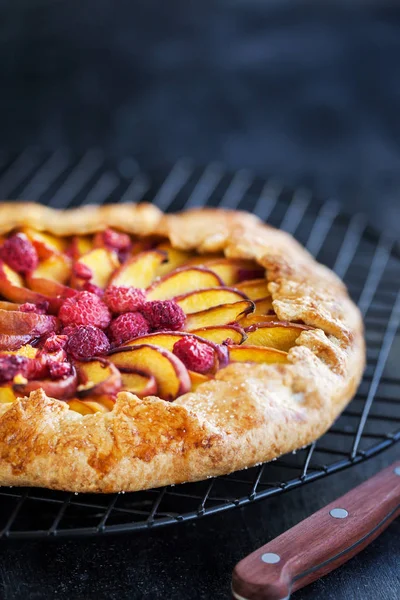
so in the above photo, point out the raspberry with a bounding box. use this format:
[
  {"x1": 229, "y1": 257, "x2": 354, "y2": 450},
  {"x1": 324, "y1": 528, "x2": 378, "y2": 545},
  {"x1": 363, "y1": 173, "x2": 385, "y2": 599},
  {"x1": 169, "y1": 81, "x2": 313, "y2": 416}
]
[
  {"x1": 37, "y1": 341, "x2": 68, "y2": 374},
  {"x1": 66, "y1": 325, "x2": 110, "y2": 360},
  {"x1": 59, "y1": 291, "x2": 111, "y2": 329},
  {"x1": 104, "y1": 286, "x2": 146, "y2": 314},
  {"x1": 173, "y1": 337, "x2": 215, "y2": 374},
  {"x1": 48, "y1": 361, "x2": 72, "y2": 380},
  {"x1": 61, "y1": 325, "x2": 77, "y2": 337},
  {"x1": 72, "y1": 262, "x2": 92, "y2": 281},
  {"x1": 0, "y1": 355, "x2": 30, "y2": 383},
  {"x1": 101, "y1": 228, "x2": 131, "y2": 251},
  {"x1": 82, "y1": 282, "x2": 104, "y2": 297},
  {"x1": 0, "y1": 233, "x2": 38, "y2": 274},
  {"x1": 43, "y1": 334, "x2": 68, "y2": 353},
  {"x1": 19, "y1": 301, "x2": 49, "y2": 315},
  {"x1": 39, "y1": 347, "x2": 67, "y2": 366},
  {"x1": 140, "y1": 300, "x2": 185, "y2": 331},
  {"x1": 19, "y1": 303, "x2": 36, "y2": 313},
  {"x1": 109, "y1": 312, "x2": 150, "y2": 347}
]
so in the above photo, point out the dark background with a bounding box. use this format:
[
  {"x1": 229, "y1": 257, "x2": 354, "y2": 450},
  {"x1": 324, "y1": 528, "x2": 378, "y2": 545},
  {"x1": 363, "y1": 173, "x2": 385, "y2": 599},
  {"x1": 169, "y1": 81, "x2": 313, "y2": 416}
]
[
  {"x1": 0, "y1": 1, "x2": 399, "y2": 598},
  {"x1": 0, "y1": 448, "x2": 399, "y2": 600},
  {"x1": 1, "y1": 0, "x2": 400, "y2": 233}
]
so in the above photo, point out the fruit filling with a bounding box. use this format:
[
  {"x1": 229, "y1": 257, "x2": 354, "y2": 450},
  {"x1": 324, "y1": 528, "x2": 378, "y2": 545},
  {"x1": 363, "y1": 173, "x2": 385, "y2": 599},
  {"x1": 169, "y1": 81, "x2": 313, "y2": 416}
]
[{"x1": 0, "y1": 227, "x2": 310, "y2": 414}]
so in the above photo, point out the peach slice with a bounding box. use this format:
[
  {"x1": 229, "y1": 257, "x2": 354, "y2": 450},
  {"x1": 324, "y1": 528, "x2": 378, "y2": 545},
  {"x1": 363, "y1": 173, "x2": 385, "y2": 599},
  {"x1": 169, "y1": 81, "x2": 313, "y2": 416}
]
[
  {"x1": 0, "y1": 301, "x2": 21, "y2": 311},
  {"x1": 5, "y1": 344, "x2": 38, "y2": 358},
  {"x1": 67, "y1": 399, "x2": 109, "y2": 415},
  {"x1": 156, "y1": 243, "x2": 193, "y2": 276},
  {"x1": 228, "y1": 345, "x2": 288, "y2": 364},
  {"x1": 110, "y1": 250, "x2": 166, "y2": 289},
  {"x1": 120, "y1": 370, "x2": 158, "y2": 397},
  {"x1": 0, "y1": 334, "x2": 36, "y2": 351},
  {"x1": 244, "y1": 322, "x2": 310, "y2": 351},
  {"x1": 78, "y1": 400, "x2": 110, "y2": 413},
  {"x1": 147, "y1": 267, "x2": 223, "y2": 301},
  {"x1": 184, "y1": 253, "x2": 228, "y2": 267},
  {"x1": 0, "y1": 385, "x2": 16, "y2": 403},
  {"x1": 185, "y1": 300, "x2": 254, "y2": 331},
  {"x1": 70, "y1": 235, "x2": 93, "y2": 258},
  {"x1": 235, "y1": 278, "x2": 270, "y2": 301},
  {"x1": 72, "y1": 395, "x2": 115, "y2": 412},
  {"x1": 124, "y1": 331, "x2": 186, "y2": 352},
  {"x1": 76, "y1": 360, "x2": 122, "y2": 397},
  {"x1": 28, "y1": 254, "x2": 72, "y2": 285},
  {"x1": 188, "y1": 370, "x2": 212, "y2": 391},
  {"x1": 68, "y1": 399, "x2": 94, "y2": 415},
  {"x1": 109, "y1": 344, "x2": 190, "y2": 401},
  {"x1": 175, "y1": 287, "x2": 247, "y2": 314},
  {"x1": 94, "y1": 395, "x2": 116, "y2": 411},
  {"x1": 13, "y1": 367, "x2": 78, "y2": 399},
  {"x1": 0, "y1": 262, "x2": 62, "y2": 311},
  {"x1": 253, "y1": 296, "x2": 274, "y2": 315},
  {"x1": 73, "y1": 248, "x2": 120, "y2": 289},
  {"x1": 191, "y1": 325, "x2": 246, "y2": 345},
  {"x1": 0, "y1": 309, "x2": 59, "y2": 336},
  {"x1": 239, "y1": 314, "x2": 278, "y2": 327},
  {"x1": 1, "y1": 263, "x2": 24, "y2": 287},
  {"x1": 187, "y1": 258, "x2": 264, "y2": 286},
  {"x1": 21, "y1": 228, "x2": 68, "y2": 259},
  {"x1": 26, "y1": 275, "x2": 77, "y2": 300}
]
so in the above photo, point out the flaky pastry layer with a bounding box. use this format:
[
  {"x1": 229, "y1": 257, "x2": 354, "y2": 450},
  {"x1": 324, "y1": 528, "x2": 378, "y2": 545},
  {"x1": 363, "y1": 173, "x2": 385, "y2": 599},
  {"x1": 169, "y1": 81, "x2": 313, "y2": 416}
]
[{"x1": 0, "y1": 204, "x2": 365, "y2": 492}]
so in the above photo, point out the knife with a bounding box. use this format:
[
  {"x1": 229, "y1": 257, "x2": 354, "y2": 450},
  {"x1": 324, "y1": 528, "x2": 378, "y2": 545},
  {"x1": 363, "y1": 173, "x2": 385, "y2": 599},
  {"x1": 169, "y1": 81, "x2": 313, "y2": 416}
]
[{"x1": 232, "y1": 461, "x2": 400, "y2": 600}]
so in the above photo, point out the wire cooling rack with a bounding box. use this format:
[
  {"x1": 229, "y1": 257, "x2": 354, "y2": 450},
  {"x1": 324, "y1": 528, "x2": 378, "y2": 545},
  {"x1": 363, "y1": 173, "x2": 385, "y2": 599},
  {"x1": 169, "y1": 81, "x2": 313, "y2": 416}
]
[{"x1": 0, "y1": 149, "x2": 399, "y2": 539}]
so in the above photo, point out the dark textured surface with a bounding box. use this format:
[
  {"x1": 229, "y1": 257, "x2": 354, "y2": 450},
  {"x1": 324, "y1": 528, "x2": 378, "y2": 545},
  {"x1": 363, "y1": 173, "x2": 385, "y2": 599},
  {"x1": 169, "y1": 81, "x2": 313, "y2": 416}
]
[
  {"x1": 0, "y1": 449, "x2": 399, "y2": 600},
  {"x1": 1, "y1": 1, "x2": 400, "y2": 233},
  {"x1": 0, "y1": 1, "x2": 399, "y2": 598}
]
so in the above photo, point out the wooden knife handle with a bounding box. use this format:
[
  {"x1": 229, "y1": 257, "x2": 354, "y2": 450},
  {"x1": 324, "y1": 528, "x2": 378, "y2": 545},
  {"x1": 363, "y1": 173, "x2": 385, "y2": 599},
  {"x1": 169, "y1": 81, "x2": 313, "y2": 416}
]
[{"x1": 232, "y1": 461, "x2": 400, "y2": 600}]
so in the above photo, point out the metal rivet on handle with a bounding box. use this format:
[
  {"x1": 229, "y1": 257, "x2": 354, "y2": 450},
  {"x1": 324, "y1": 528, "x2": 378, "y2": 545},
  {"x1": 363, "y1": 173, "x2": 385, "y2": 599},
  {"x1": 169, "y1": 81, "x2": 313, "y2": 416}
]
[
  {"x1": 330, "y1": 508, "x2": 349, "y2": 519},
  {"x1": 394, "y1": 467, "x2": 400, "y2": 476},
  {"x1": 261, "y1": 552, "x2": 281, "y2": 564}
]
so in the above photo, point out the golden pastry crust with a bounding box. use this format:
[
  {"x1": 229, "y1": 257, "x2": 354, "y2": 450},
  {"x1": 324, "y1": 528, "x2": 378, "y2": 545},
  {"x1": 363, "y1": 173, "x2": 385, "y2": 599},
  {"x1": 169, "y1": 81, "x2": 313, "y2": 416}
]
[{"x1": 0, "y1": 204, "x2": 365, "y2": 492}]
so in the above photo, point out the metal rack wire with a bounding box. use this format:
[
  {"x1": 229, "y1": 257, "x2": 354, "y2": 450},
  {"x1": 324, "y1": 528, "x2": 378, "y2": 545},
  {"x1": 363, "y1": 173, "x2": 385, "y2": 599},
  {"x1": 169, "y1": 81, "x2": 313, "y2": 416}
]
[{"x1": 0, "y1": 150, "x2": 399, "y2": 539}]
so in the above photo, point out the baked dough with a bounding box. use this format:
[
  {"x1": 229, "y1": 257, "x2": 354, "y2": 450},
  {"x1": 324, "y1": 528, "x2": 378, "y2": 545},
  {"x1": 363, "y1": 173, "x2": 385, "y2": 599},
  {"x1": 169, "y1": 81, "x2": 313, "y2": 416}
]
[{"x1": 0, "y1": 204, "x2": 365, "y2": 492}]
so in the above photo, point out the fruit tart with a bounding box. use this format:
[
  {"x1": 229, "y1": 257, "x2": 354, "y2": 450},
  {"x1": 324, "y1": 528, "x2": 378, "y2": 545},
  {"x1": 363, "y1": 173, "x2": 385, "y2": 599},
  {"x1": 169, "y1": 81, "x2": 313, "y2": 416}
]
[{"x1": 0, "y1": 203, "x2": 365, "y2": 492}]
